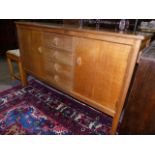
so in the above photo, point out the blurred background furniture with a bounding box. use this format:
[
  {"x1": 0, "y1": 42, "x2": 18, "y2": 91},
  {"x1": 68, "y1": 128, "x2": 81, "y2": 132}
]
[
  {"x1": 0, "y1": 20, "x2": 62, "y2": 55},
  {"x1": 119, "y1": 41, "x2": 155, "y2": 134},
  {"x1": 6, "y1": 49, "x2": 27, "y2": 86},
  {"x1": 0, "y1": 19, "x2": 155, "y2": 56},
  {"x1": 0, "y1": 20, "x2": 18, "y2": 55}
]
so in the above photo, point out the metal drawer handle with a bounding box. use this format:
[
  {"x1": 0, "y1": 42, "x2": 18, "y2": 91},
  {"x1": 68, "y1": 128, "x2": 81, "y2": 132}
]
[{"x1": 76, "y1": 57, "x2": 82, "y2": 66}]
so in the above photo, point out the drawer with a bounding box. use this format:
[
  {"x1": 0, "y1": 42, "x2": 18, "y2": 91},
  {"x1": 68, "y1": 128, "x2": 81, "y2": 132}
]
[
  {"x1": 44, "y1": 61, "x2": 73, "y2": 79},
  {"x1": 42, "y1": 47, "x2": 74, "y2": 66},
  {"x1": 43, "y1": 32, "x2": 73, "y2": 51},
  {"x1": 46, "y1": 72, "x2": 73, "y2": 91}
]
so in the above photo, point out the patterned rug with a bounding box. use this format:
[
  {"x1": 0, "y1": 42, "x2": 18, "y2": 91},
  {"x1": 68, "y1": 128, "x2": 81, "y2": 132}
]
[{"x1": 0, "y1": 79, "x2": 112, "y2": 135}]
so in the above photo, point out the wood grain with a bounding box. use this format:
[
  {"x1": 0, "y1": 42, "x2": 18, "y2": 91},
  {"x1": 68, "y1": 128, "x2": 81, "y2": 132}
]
[{"x1": 16, "y1": 22, "x2": 151, "y2": 134}]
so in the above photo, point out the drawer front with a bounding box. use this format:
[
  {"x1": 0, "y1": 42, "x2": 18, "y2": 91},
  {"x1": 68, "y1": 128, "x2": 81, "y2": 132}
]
[
  {"x1": 41, "y1": 47, "x2": 74, "y2": 91},
  {"x1": 42, "y1": 47, "x2": 74, "y2": 66},
  {"x1": 44, "y1": 61, "x2": 73, "y2": 79},
  {"x1": 46, "y1": 72, "x2": 73, "y2": 91},
  {"x1": 43, "y1": 32, "x2": 73, "y2": 51}
]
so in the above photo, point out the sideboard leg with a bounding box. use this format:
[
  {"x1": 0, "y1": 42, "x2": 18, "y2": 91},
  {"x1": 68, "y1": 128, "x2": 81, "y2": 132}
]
[
  {"x1": 18, "y1": 61, "x2": 28, "y2": 87},
  {"x1": 111, "y1": 114, "x2": 120, "y2": 135}
]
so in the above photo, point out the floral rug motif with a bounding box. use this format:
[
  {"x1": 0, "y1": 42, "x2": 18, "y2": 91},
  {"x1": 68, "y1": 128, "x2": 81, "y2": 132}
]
[{"x1": 0, "y1": 79, "x2": 112, "y2": 135}]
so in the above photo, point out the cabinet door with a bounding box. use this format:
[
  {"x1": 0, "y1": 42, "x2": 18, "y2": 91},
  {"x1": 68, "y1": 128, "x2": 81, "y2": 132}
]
[
  {"x1": 18, "y1": 28, "x2": 44, "y2": 77},
  {"x1": 73, "y1": 37, "x2": 131, "y2": 114},
  {"x1": 73, "y1": 38, "x2": 100, "y2": 99},
  {"x1": 18, "y1": 28, "x2": 32, "y2": 71},
  {"x1": 31, "y1": 30, "x2": 45, "y2": 77},
  {"x1": 92, "y1": 42, "x2": 131, "y2": 112}
]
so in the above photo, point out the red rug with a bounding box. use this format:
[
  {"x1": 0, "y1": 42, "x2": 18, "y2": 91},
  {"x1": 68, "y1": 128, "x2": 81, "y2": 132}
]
[{"x1": 0, "y1": 79, "x2": 112, "y2": 135}]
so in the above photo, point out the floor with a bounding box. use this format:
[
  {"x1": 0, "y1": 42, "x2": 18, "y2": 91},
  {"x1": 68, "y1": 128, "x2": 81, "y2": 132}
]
[
  {"x1": 0, "y1": 55, "x2": 20, "y2": 91},
  {"x1": 0, "y1": 55, "x2": 121, "y2": 135},
  {"x1": 0, "y1": 55, "x2": 112, "y2": 135}
]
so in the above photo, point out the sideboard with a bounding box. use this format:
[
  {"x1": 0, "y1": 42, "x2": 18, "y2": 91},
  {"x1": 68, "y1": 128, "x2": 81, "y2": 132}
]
[{"x1": 16, "y1": 22, "x2": 152, "y2": 134}]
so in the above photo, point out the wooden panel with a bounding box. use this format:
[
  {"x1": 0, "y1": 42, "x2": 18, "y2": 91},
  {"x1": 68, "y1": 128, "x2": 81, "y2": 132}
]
[
  {"x1": 31, "y1": 30, "x2": 45, "y2": 77},
  {"x1": 93, "y1": 42, "x2": 131, "y2": 111},
  {"x1": 17, "y1": 28, "x2": 44, "y2": 77},
  {"x1": 73, "y1": 38, "x2": 131, "y2": 114},
  {"x1": 17, "y1": 28, "x2": 32, "y2": 70},
  {"x1": 73, "y1": 38, "x2": 100, "y2": 99}
]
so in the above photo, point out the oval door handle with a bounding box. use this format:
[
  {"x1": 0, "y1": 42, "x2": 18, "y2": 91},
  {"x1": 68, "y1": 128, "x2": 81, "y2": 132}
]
[
  {"x1": 76, "y1": 57, "x2": 82, "y2": 66},
  {"x1": 38, "y1": 47, "x2": 42, "y2": 53}
]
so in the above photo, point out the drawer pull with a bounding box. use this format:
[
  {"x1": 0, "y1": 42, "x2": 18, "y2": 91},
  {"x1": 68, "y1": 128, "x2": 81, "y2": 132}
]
[
  {"x1": 76, "y1": 57, "x2": 82, "y2": 66},
  {"x1": 52, "y1": 38, "x2": 58, "y2": 46},
  {"x1": 54, "y1": 63, "x2": 60, "y2": 71},
  {"x1": 38, "y1": 47, "x2": 42, "y2": 53},
  {"x1": 54, "y1": 75, "x2": 59, "y2": 82}
]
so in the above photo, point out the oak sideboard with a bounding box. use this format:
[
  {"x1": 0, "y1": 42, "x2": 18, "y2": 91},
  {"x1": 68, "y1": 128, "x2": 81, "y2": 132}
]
[{"x1": 16, "y1": 22, "x2": 151, "y2": 134}]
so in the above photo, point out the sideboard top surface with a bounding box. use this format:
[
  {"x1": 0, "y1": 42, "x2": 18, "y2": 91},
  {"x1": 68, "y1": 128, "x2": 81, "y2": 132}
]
[{"x1": 16, "y1": 22, "x2": 152, "y2": 41}]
